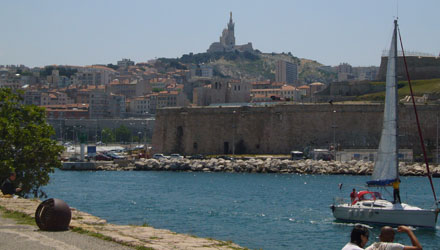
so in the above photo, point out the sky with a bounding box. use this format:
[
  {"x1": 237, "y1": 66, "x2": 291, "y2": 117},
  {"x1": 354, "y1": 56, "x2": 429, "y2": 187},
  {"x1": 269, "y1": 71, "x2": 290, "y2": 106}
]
[{"x1": 0, "y1": 0, "x2": 439, "y2": 67}]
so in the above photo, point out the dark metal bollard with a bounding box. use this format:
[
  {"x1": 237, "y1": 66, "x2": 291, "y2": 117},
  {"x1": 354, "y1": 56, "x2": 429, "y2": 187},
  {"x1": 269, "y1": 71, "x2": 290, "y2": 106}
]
[{"x1": 35, "y1": 198, "x2": 71, "y2": 231}]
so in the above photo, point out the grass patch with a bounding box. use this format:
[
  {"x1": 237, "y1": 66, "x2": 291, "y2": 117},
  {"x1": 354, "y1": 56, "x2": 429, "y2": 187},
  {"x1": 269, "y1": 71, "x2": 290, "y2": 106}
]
[
  {"x1": 210, "y1": 240, "x2": 250, "y2": 250},
  {"x1": 357, "y1": 78, "x2": 440, "y2": 101},
  {"x1": 0, "y1": 206, "x2": 36, "y2": 225},
  {"x1": 135, "y1": 246, "x2": 155, "y2": 250},
  {"x1": 71, "y1": 227, "x2": 155, "y2": 250},
  {"x1": 71, "y1": 227, "x2": 113, "y2": 241}
]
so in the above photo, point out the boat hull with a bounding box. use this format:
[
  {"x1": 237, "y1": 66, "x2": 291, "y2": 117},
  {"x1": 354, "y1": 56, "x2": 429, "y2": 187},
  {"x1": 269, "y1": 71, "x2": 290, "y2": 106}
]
[{"x1": 331, "y1": 204, "x2": 439, "y2": 228}]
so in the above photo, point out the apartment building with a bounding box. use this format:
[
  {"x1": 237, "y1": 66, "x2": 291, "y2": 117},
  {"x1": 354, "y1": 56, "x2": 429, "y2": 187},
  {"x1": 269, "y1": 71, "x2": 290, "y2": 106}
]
[
  {"x1": 147, "y1": 90, "x2": 188, "y2": 114},
  {"x1": 24, "y1": 90, "x2": 44, "y2": 106},
  {"x1": 107, "y1": 80, "x2": 137, "y2": 98},
  {"x1": 275, "y1": 60, "x2": 298, "y2": 86},
  {"x1": 88, "y1": 88, "x2": 108, "y2": 118},
  {"x1": 117, "y1": 58, "x2": 135, "y2": 68},
  {"x1": 108, "y1": 93, "x2": 126, "y2": 118},
  {"x1": 127, "y1": 96, "x2": 150, "y2": 115},
  {"x1": 44, "y1": 103, "x2": 89, "y2": 119},
  {"x1": 251, "y1": 85, "x2": 299, "y2": 102},
  {"x1": 72, "y1": 66, "x2": 116, "y2": 85}
]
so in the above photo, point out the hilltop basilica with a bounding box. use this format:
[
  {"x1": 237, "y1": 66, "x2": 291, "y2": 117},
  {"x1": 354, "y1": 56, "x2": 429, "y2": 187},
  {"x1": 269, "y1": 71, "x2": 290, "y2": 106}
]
[{"x1": 207, "y1": 12, "x2": 254, "y2": 53}]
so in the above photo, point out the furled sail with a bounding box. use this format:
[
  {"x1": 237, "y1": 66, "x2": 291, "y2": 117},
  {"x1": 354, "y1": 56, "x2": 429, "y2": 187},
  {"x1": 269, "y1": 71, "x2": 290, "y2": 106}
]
[{"x1": 367, "y1": 20, "x2": 399, "y2": 186}]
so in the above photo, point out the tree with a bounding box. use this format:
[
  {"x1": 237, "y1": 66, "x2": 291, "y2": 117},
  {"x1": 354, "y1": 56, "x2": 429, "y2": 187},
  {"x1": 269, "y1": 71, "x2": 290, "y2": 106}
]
[
  {"x1": 115, "y1": 125, "x2": 130, "y2": 143},
  {"x1": 0, "y1": 88, "x2": 64, "y2": 197},
  {"x1": 101, "y1": 128, "x2": 115, "y2": 143}
]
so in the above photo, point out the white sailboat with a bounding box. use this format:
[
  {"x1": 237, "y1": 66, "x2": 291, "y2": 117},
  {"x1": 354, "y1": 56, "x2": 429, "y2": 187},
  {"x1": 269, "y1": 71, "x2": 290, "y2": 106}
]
[{"x1": 331, "y1": 20, "x2": 439, "y2": 228}]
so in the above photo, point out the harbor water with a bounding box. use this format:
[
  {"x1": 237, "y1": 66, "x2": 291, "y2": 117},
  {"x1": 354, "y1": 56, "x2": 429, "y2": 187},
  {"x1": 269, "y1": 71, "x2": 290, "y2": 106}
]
[{"x1": 43, "y1": 170, "x2": 440, "y2": 249}]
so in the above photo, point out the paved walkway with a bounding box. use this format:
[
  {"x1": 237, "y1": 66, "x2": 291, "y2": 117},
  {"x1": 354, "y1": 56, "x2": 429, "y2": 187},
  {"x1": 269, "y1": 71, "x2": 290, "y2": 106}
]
[
  {"x1": 0, "y1": 197, "x2": 244, "y2": 250},
  {"x1": 0, "y1": 211, "x2": 132, "y2": 250}
]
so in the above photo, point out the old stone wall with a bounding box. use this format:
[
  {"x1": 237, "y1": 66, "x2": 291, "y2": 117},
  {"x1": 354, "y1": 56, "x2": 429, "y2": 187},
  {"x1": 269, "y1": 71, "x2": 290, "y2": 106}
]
[
  {"x1": 377, "y1": 56, "x2": 440, "y2": 81},
  {"x1": 152, "y1": 104, "x2": 440, "y2": 157}
]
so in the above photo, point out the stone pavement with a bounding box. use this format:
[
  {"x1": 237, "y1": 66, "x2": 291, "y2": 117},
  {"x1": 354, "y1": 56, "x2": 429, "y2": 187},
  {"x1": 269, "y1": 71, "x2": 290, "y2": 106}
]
[
  {"x1": 0, "y1": 212, "x2": 132, "y2": 250},
  {"x1": 0, "y1": 197, "x2": 244, "y2": 250}
]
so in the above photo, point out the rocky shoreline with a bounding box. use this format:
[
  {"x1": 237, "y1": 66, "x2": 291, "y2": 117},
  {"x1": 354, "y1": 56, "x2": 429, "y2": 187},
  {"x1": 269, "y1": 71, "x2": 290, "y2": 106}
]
[{"x1": 81, "y1": 158, "x2": 440, "y2": 177}]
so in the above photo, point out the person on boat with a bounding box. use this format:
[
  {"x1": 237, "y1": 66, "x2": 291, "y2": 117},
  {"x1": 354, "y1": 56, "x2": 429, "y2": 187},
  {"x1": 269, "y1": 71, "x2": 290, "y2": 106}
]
[
  {"x1": 350, "y1": 189, "x2": 357, "y2": 203},
  {"x1": 392, "y1": 178, "x2": 401, "y2": 204},
  {"x1": 365, "y1": 225, "x2": 422, "y2": 250},
  {"x1": 341, "y1": 224, "x2": 369, "y2": 250},
  {"x1": 1, "y1": 172, "x2": 21, "y2": 196}
]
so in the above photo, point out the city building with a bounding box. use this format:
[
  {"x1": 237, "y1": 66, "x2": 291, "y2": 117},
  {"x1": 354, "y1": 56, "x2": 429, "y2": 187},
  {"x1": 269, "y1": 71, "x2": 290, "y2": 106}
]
[
  {"x1": 189, "y1": 64, "x2": 213, "y2": 79},
  {"x1": 127, "y1": 96, "x2": 151, "y2": 116},
  {"x1": 107, "y1": 93, "x2": 126, "y2": 118},
  {"x1": 147, "y1": 90, "x2": 189, "y2": 114},
  {"x1": 337, "y1": 63, "x2": 354, "y2": 82},
  {"x1": 251, "y1": 80, "x2": 272, "y2": 89},
  {"x1": 309, "y1": 82, "x2": 326, "y2": 95},
  {"x1": 275, "y1": 60, "x2": 298, "y2": 86},
  {"x1": 135, "y1": 79, "x2": 152, "y2": 97},
  {"x1": 251, "y1": 85, "x2": 299, "y2": 102},
  {"x1": 72, "y1": 66, "x2": 117, "y2": 86},
  {"x1": 88, "y1": 86, "x2": 107, "y2": 118},
  {"x1": 44, "y1": 103, "x2": 89, "y2": 119},
  {"x1": 107, "y1": 79, "x2": 137, "y2": 98},
  {"x1": 117, "y1": 58, "x2": 135, "y2": 68}
]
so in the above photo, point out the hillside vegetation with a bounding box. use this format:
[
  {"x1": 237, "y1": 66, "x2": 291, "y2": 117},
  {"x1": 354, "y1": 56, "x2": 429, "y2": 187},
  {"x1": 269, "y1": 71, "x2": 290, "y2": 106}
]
[
  {"x1": 356, "y1": 78, "x2": 440, "y2": 102},
  {"x1": 159, "y1": 51, "x2": 337, "y2": 84}
]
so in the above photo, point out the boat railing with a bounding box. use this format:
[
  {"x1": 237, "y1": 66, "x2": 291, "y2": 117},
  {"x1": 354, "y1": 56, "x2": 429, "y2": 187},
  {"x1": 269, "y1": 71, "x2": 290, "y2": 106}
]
[{"x1": 333, "y1": 197, "x2": 346, "y2": 205}]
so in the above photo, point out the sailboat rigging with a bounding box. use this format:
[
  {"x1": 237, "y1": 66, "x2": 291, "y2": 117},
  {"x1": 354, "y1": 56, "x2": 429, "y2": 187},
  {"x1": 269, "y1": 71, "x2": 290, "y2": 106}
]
[
  {"x1": 397, "y1": 26, "x2": 437, "y2": 202},
  {"x1": 331, "y1": 19, "x2": 439, "y2": 228}
]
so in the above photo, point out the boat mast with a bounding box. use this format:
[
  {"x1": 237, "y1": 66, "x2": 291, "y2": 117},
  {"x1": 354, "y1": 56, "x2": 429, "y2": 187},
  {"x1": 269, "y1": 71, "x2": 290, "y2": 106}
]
[
  {"x1": 397, "y1": 24, "x2": 438, "y2": 203},
  {"x1": 393, "y1": 20, "x2": 399, "y2": 180}
]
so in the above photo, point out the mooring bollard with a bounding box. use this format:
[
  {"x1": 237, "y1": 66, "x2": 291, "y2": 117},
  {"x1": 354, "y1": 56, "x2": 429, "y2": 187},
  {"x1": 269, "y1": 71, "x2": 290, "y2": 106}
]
[{"x1": 35, "y1": 198, "x2": 71, "y2": 231}]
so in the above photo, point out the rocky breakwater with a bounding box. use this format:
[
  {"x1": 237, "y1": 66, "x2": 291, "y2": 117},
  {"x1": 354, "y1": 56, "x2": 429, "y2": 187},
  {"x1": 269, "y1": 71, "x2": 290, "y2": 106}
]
[
  {"x1": 134, "y1": 158, "x2": 440, "y2": 177},
  {"x1": 0, "y1": 196, "x2": 244, "y2": 250}
]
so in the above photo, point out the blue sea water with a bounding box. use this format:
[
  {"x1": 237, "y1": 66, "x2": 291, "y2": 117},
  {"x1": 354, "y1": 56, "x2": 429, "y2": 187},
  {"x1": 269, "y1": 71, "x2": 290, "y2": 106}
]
[{"x1": 43, "y1": 170, "x2": 440, "y2": 250}]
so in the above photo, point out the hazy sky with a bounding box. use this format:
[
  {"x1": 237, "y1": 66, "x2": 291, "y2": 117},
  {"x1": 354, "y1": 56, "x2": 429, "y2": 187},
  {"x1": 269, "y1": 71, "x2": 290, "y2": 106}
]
[{"x1": 1, "y1": 0, "x2": 439, "y2": 67}]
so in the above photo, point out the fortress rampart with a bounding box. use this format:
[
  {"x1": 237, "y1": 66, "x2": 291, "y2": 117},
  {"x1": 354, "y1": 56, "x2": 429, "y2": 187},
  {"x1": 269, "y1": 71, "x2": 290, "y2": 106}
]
[
  {"x1": 152, "y1": 104, "x2": 439, "y2": 157},
  {"x1": 377, "y1": 56, "x2": 440, "y2": 81}
]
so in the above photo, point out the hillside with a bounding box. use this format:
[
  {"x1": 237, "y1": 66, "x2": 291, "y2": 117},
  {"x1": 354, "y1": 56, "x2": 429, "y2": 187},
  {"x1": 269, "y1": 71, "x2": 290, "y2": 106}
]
[
  {"x1": 356, "y1": 78, "x2": 440, "y2": 102},
  {"x1": 158, "y1": 51, "x2": 337, "y2": 84}
]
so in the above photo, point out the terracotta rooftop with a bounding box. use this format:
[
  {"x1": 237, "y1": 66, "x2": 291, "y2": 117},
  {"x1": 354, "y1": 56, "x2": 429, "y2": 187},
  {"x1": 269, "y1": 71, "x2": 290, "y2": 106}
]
[{"x1": 281, "y1": 85, "x2": 296, "y2": 90}]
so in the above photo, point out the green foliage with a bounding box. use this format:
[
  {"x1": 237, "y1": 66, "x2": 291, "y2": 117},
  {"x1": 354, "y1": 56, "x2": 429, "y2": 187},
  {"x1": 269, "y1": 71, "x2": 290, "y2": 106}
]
[
  {"x1": 168, "y1": 61, "x2": 187, "y2": 70},
  {"x1": 40, "y1": 66, "x2": 78, "y2": 78},
  {"x1": 106, "y1": 63, "x2": 119, "y2": 70},
  {"x1": 152, "y1": 88, "x2": 164, "y2": 93},
  {"x1": 101, "y1": 128, "x2": 115, "y2": 143},
  {"x1": 0, "y1": 206, "x2": 36, "y2": 225},
  {"x1": 0, "y1": 88, "x2": 63, "y2": 197},
  {"x1": 115, "y1": 125, "x2": 130, "y2": 143},
  {"x1": 160, "y1": 51, "x2": 261, "y2": 66},
  {"x1": 71, "y1": 227, "x2": 113, "y2": 241},
  {"x1": 356, "y1": 78, "x2": 440, "y2": 101},
  {"x1": 72, "y1": 226, "x2": 155, "y2": 250}
]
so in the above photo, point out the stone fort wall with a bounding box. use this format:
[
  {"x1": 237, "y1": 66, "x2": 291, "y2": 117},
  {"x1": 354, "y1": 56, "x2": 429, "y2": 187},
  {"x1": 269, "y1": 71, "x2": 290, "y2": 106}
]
[
  {"x1": 377, "y1": 56, "x2": 440, "y2": 81},
  {"x1": 152, "y1": 104, "x2": 439, "y2": 157}
]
